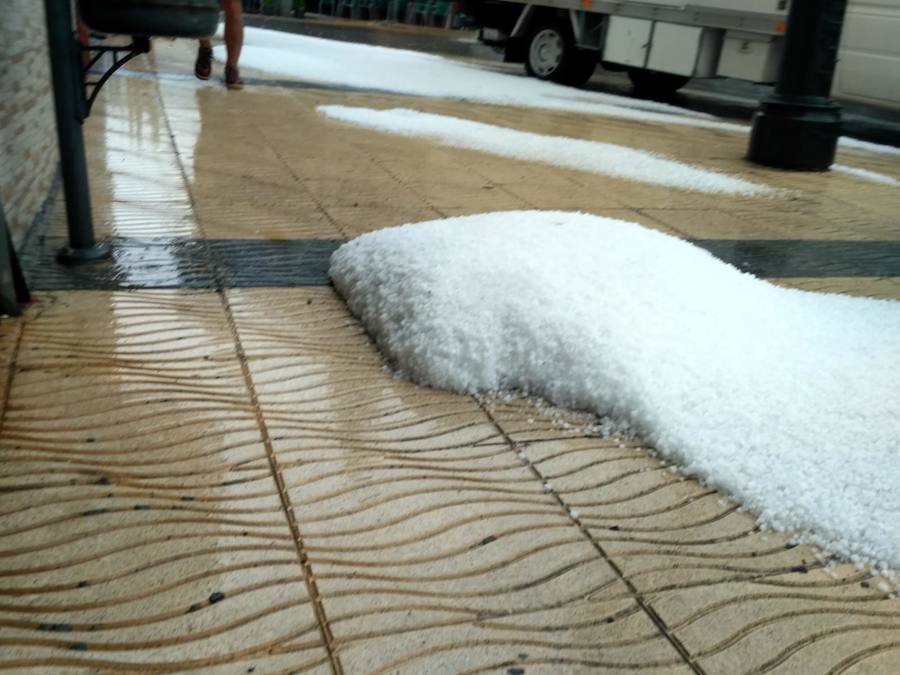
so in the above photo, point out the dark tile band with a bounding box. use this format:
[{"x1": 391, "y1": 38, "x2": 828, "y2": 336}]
[{"x1": 19, "y1": 236, "x2": 900, "y2": 291}]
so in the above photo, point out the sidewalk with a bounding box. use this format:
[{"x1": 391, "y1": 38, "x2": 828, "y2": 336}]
[{"x1": 1, "y1": 36, "x2": 899, "y2": 673}]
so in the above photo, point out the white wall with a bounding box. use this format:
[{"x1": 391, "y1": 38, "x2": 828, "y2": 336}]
[
  {"x1": 0, "y1": 1, "x2": 59, "y2": 245},
  {"x1": 833, "y1": 0, "x2": 900, "y2": 110}
]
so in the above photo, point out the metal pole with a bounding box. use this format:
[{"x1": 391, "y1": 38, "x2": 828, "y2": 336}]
[
  {"x1": 44, "y1": 0, "x2": 110, "y2": 263},
  {"x1": 747, "y1": 0, "x2": 848, "y2": 171}
]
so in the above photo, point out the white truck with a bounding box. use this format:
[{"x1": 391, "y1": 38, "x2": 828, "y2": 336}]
[
  {"x1": 832, "y1": 0, "x2": 900, "y2": 111},
  {"x1": 469, "y1": 0, "x2": 790, "y2": 94},
  {"x1": 468, "y1": 0, "x2": 900, "y2": 110}
]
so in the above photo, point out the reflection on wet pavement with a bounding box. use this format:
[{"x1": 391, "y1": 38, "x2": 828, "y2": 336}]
[
  {"x1": 22, "y1": 237, "x2": 343, "y2": 290},
  {"x1": 693, "y1": 239, "x2": 900, "y2": 278},
  {"x1": 19, "y1": 236, "x2": 900, "y2": 290}
]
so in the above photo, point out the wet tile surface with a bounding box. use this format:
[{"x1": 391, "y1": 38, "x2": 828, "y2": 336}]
[
  {"x1": 692, "y1": 239, "x2": 900, "y2": 277},
  {"x1": 3, "y1": 32, "x2": 900, "y2": 674},
  {"x1": 0, "y1": 292, "x2": 330, "y2": 671},
  {"x1": 21, "y1": 237, "x2": 342, "y2": 290},
  {"x1": 484, "y1": 400, "x2": 900, "y2": 675},
  {"x1": 23, "y1": 52, "x2": 900, "y2": 293},
  {"x1": 228, "y1": 289, "x2": 692, "y2": 673},
  {"x1": 20, "y1": 236, "x2": 900, "y2": 291}
]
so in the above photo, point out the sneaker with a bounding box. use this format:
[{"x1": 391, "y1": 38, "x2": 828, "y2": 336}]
[
  {"x1": 194, "y1": 46, "x2": 213, "y2": 80},
  {"x1": 225, "y1": 64, "x2": 244, "y2": 90}
]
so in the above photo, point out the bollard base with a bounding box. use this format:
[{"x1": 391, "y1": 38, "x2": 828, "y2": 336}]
[
  {"x1": 57, "y1": 241, "x2": 112, "y2": 265},
  {"x1": 747, "y1": 95, "x2": 843, "y2": 171}
]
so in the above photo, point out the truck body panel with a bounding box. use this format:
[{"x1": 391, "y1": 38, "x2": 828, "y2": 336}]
[
  {"x1": 474, "y1": 0, "x2": 900, "y2": 110},
  {"x1": 832, "y1": 0, "x2": 900, "y2": 109}
]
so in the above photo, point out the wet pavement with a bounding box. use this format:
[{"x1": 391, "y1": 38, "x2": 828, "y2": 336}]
[
  {"x1": 21, "y1": 234, "x2": 900, "y2": 291},
  {"x1": 2, "y1": 30, "x2": 900, "y2": 674},
  {"x1": 21, "y1": 236, "x2": 341, "y2": 290}
]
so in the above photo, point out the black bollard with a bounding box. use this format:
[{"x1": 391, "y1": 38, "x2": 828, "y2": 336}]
[
  {"x1": 44, "y1": 0, "x2": 110, "y2": 263},
  {"x1": 747, "y1": 0, "x2": 849, "y2": 171}
]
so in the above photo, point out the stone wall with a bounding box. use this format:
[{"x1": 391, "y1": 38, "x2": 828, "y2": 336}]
[{"x1": 0, "y1": 1, "x2": 59, "y2": 245}]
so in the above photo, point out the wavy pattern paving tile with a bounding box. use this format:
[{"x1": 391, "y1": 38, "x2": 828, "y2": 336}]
[
  {"x1": 0, "y1": 291, "x2": 329, "y2": 672},
  {"x1": 485, "y1": 400, "x2": 900, "y2": 674},
  {"x1": 228, "y1": 288, "x2": 691, "y2": 674},
  {"x1": 4, "y1": 286, "x2": 897, "y2": 672}
]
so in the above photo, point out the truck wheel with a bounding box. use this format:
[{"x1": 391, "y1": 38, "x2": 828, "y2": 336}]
[
  {"x1": 525, "y1": 21, "x2": 596, "y2": 86},
  {"x1": 627, "y1": 69, "x2": 691, "y2": 95}
]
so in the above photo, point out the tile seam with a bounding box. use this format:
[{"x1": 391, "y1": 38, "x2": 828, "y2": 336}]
[
  {"x1": 477, "y1": 399, "x2": 706, "y2": 675},
  {"x1": 364, "y1": 154, "x2": 448, "y2": 218},
  {"x1": 217, "y1": 288, "x2": 344, "y2": 675},
  {"x1": 252, "y1": 119, "x2": 352, "y2": 241},
  {"x1": 0, "y1": 318, "x2": 27, "y2": 439},
  {"x1": 151, "y1": 71, "x2": 344, "y2": 675}
]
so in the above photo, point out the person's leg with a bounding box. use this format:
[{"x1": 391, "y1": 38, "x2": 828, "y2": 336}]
[
  {"x1": 195, "y1": 2, "x2": 243, "y2": 87},
  {"x1": 221, "y1": 0, "x2": 244, "y2": 89},
  {"x1": 221, "y1": 0, "x2": 243, "y2": 67},
  {"x1": 195, "y1": 38, "x2": 213, "y2": 80}
]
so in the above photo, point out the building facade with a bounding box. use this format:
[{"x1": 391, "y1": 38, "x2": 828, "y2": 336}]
[{"x1": 0, "y1": 0, "x2": 60, "y2": 245}]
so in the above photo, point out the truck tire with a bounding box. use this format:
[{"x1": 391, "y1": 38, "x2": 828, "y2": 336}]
[
  {"x1": 525, "y1": 21, "x2": 596, "y2": 87},
  {"x1": 627, "y1": 69, "x2": 691, "y2": 96}
]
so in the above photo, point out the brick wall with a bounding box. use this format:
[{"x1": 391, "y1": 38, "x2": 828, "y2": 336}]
[{"x1": 0, "y1": 1, "x2": 59, "y2": 245}]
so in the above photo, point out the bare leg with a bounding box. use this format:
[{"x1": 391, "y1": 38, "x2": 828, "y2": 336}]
[
  {"x1": 197, "y1": 1, "x2": 243, "y2": 87},
  {"x1": 221, "y1": 0, "x2": 243, "y2": 67}
]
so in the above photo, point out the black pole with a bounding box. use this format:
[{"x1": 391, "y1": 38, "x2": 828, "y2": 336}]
[
  {"x1": 747, "y1": 0, "x2": 849, "y2": 171},
  {"x1": 44, "y1": 0, "x2": 110, "y2": 263}
]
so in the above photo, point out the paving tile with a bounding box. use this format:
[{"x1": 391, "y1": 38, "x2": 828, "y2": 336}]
[
  {"x1": 93, "y1": 198, "x2": 199, "y2": 239},
  {"x1": 0, "y1": 290, "x2": 327, "y2": 671},
  {"x1": 723, "y1": 197, "x2": 900, "y2": 241},
  {"x1": 639, "y1": 208, "x2": 784, "y2": 239},
  {"x1": 46, "y1": 179, "x2": 198, "y2": 241},
  {"x1": 190, "y1": 152, "x2": 302, "y2": 193},
  {"x1": 326, "y1": 205, "x2": 440, "y2": 236},
  {"x1": 14, "y1": 292, "x2": 237, "y2": 368},
  {"x1": 594, "y1": 182, "x2": 728, "y2": 211},
  {"x1": 323, "y1": 591, "x2": 692, "y2": 674},
  {"x1": 401, "y1": 180, "x2": 531, "y2": 212},
  {"x1": 770, "y1": 277, "x2": 900, "y2": 300},
  {"x1": 2, "y1": 367, "x2": 261, "y2": 473},
  {"x1": 0, "y1": 311, "x2": 22, "y2": 425},
  {"x1": 486, "y1": 397, "x2": 900, "y2": 674},
  {"x1": 0, "y1": 312, "x2": 20, "y2": 368},
  {"x1": 74, "y1": 81, "x2": 202, "y2": 240},
  {"x1": 500, "y1": 181, "x2": 631, "y2": 210},
  {"x1": 302, "y1": 177, "x2": 425, "y2": 209},
  {"x1": 193, "y1": 186, "x2": 340, "y2": 240},
  {"x1": 227, "y1": 288, "x2": 691, "y2": 673},
  {"x1": 657, "y1": 564, "x2": 900, "y2": 675}
]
